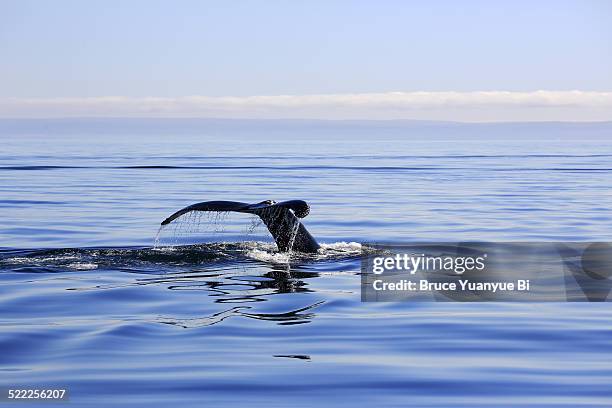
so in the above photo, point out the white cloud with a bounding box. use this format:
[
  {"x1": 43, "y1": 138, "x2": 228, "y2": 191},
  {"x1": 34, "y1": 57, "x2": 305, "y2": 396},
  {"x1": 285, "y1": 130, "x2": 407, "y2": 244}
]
[{"x1": 1, "y1": 91, "x2": 611, "y2": 121}]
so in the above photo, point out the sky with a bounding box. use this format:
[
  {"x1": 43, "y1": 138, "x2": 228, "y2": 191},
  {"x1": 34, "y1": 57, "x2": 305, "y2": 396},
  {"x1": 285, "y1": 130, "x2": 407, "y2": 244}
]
[{"x1": 1, "y1": 0, "x2": 611, "y2": 121}]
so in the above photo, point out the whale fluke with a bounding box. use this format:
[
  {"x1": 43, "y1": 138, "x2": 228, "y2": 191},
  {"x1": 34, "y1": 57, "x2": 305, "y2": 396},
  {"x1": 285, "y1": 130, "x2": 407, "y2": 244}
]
[{"x1": 161, "y1": 200, "x2": 320, "y2": 253}]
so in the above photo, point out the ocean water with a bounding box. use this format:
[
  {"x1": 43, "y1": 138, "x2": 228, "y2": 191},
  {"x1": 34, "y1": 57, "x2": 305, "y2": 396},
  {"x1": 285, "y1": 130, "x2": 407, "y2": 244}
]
[{"x1": 1, "y1": 119, "x2": 612, "y2": 407}]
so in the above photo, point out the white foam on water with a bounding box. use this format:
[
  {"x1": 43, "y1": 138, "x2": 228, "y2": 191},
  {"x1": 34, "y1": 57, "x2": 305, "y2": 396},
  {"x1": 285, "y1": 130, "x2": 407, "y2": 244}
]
[
  {"x1": 245, "y1": 248, "x2": 292, "y2": 264},
  {"x1": 244, "y1": 241, "x2": 364, "y2": 263},
  {"x1": 1, "y1": 255, "x2": 81, "y2": 264},
  {"x1": 317, "y1": 241, "x2": 363, "y2": 257},
  {"x1": 240, "y1": 241, "x2": 277, "y2": 251},
  {"x1": 151, "y1": 245, "x2": 178, "y2": 252},
  {"x1": 319, "y1": 241, "x2": 362, "y2": 252},
  {"x1": 67, "y1": 262, "x2": 98, "y2": 270}
]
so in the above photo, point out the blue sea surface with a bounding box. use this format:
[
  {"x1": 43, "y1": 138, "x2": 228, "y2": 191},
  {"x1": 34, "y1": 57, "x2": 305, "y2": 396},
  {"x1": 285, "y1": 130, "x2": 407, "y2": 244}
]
[{"x1": 1, "y1": 119, "x2": 612, "y2": 407}]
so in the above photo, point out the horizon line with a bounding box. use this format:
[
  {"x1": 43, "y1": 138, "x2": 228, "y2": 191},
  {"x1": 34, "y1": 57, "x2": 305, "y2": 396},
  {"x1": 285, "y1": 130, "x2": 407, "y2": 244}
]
[
  {"x1": 2, "y1": 91, "x2": 612, "y2": 122},
  {"x1": 1, "y1": 116, "x2": 612, "y2": 125}
]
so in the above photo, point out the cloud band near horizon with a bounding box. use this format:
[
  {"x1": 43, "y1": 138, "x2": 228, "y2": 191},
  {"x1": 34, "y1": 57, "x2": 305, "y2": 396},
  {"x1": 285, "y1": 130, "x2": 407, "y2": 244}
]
[{"x1": 1, "y1": 91, "x2": 611, "y2": 122}]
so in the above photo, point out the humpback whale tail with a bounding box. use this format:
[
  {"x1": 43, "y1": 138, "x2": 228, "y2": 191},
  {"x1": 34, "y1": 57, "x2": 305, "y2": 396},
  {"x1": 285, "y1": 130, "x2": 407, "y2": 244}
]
[{"x1": 161, "y1": 200, "x2": 320, "y2": 253}]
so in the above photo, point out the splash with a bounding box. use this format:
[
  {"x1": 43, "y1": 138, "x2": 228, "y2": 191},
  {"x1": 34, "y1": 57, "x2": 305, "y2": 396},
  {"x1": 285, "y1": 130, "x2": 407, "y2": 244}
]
[
  {"x1": 245, "y1": 248, "x2": 292, "y2": 263},
  {"x1": 255, "y1": 205, "x2": 303, "y2": 255},
  {"x1": 319, "y1": 242, "x2": 362, "y2": 253},
  {"x1": 67, "y1": 262, "x2": 98, "y2": 270},
  {"x1": 297, "y1": 242, "x2": 361, "y2": 261},
  {"x1": 153, "y1": 225, "x2": 166, "y2": 249},
  {"x1": 245, "y1": 214, "x2": 263, "y2": 235},
  {"x1": 286, "y1": 211, "x2": 301, "y2": 254},
  {"x1": 0, "y1": 241, "x2": 367, "y2": 274},
  {"x1": 153, "y1": 211, "x2": 271, "y2": 249}
]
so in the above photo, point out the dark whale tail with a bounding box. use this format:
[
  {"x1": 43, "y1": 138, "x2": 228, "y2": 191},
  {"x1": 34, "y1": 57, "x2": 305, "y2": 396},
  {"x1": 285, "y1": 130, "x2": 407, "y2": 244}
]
[{"x1": 161, "y1": 200, "x2": 320, "y2": 253}]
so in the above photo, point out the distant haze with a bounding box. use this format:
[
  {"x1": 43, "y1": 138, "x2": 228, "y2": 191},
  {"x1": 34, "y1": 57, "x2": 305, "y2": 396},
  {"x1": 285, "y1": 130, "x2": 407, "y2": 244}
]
[
  {"x1": 1, "y1": 118, "x2": 611, "y2": 139},
  {"x1": 1, "y1": 1, "x2": 611, "y2": 121},
  {"x1": 1, "y1": 91, "x2": 611, "y2": 122}
]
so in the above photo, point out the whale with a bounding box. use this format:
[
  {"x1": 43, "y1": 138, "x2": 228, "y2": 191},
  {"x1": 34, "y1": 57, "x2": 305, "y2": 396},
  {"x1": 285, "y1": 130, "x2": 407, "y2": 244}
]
[{"x1": 161, "y1": 200, "x2": 320, "y2": 253}]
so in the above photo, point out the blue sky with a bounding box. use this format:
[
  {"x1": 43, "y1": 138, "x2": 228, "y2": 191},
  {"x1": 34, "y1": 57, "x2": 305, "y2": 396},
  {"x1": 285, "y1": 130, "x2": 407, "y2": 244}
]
[{"x1": 1, "y1": 0, "x2": 611, "y2": 120}]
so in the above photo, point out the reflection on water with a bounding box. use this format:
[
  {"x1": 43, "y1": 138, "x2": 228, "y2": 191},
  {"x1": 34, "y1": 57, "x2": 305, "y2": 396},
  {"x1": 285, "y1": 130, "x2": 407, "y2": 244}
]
[
  {"x1": 0, "y1": 243, "x2": 357, "y2": 331},
  {"x1": 161, "y1": 301, "x2": 326, "y2": 328}
]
